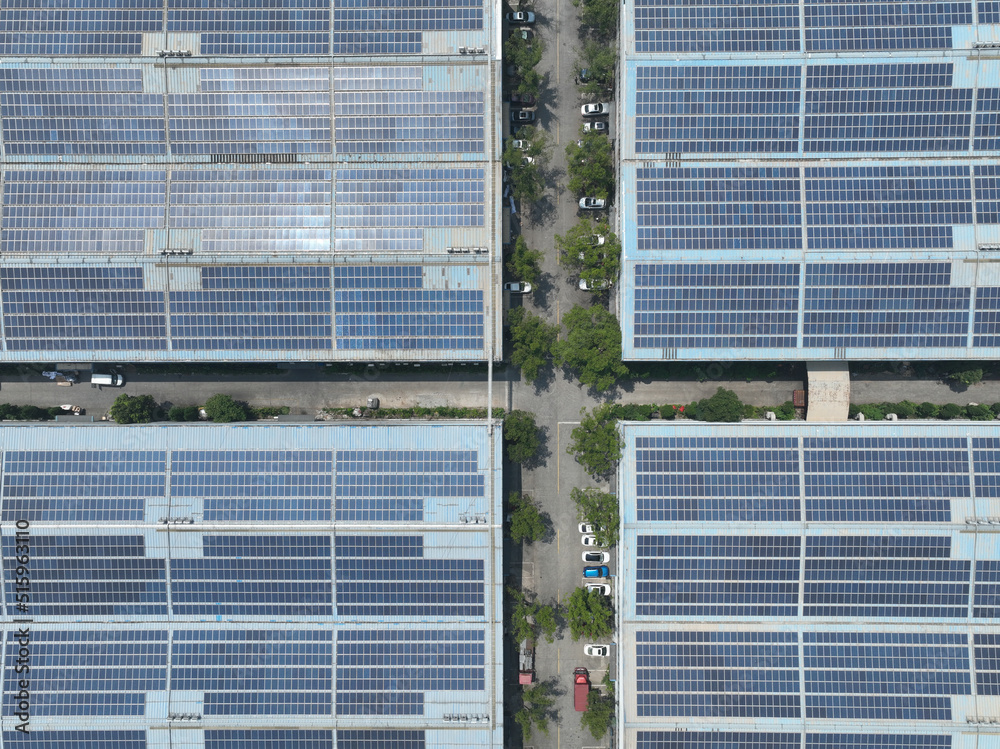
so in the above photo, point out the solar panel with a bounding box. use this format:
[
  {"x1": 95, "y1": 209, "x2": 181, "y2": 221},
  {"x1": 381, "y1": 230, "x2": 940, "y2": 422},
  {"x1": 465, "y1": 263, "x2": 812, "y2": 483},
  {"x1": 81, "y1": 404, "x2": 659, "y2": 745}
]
[
  {"x1": 167, "y1": 0, "x2": 331, "y2": 55},
  {"x1": 335, "y1": 168, "x2": 486, "y2": 228},
  {"x1": 634, "y1": 734, "x2": 954, "y2": 749},
  {"x1": 633, "y1": 0, "x2": 800, "y2": 53},
  {"x1": 634, "y1": 66, "x2": 801, "y2": 154},
  {"x1": 804, "y1": 1, "x2": 968, "y2": 51},
  {"x1": 338, "y1": 731, "x2": 425, "y2": 749},
  {"x1": 0, "y1": 2, "x2": 159, "y2": 56},
  {"x1": 3, "y1": 731, "x2": 148, "y2": 749},
  {"x1": 331, "y1": 0, "x2": 484, "y2": 55}
]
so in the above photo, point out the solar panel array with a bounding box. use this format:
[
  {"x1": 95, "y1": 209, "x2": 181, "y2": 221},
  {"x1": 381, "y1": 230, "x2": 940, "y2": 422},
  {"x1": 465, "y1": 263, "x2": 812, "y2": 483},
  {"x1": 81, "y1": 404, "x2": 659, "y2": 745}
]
[
  {"x1": 0, "y1": 263, "x2": 486, "y2": 357},
  {"x1": 0, "y1": 424, "x2": 501, "y2": 740},
  {"x1": 631, "y1": 0, "x2": 975, "y2": 52},
  {"x1": 621, "y1": 424, "x2": 1000, "y2": 744},
  {"x1": 0, "y1": 0, "x2": 485, "y2": 56}
]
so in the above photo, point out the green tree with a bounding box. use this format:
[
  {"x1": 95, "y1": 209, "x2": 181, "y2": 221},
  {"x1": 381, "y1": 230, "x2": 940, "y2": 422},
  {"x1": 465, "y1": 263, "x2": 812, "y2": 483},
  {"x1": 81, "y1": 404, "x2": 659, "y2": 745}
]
[
  {"x1": 967, "y1": 404, "x2": 994, "y2": 420},
  {"x1": 565, "y1": 130, "x2": 614, "y2": 199},
  {"x1": 203, "y1": 393, "x2": 248, "y2": 423},
  {"x1": 514, "y1": 66, "x2": 543, "y2": 97},
  {"x1": 109, "y1": 393, "x2": 159, "y2": 424},
  {"x1": 183, "y1": 405, "x2": 201, "y2": 421},
  {"x1": 508, "y1": 491, "x2": 547, "y2": 543},
  {"x1": 506, "y1": 126, "x2": 550, "y2": 160},
  {"x1": 168, "y1": 405, "x2": 186, "y2": 421},
  {"x1": 556, "y1": 217, "x2": 622, "y2": 288},
  {"x1": 506, "y1": 236, "x2": 543, "y2": 288},
  {"x1": 581, "y1": 688, "x2": 616, "y2": 740},
  {"x1": 576, "y1": 0, "x2": 619, "y2": 38},
  {"x1": 917, "y1": 402, "x2": 939, "y2": 418},
  {"x1": 691, "y1": 387, "x2": 744, "y2": 422},
  {"x1": 567, "y1": 404, "x2": 625, "y2": 478},
  {"x1": 948, "y1": 368, "x2": 984, "y2": 387},
  {"x1": 570, "y1": 487, "x2": 620, "y2": 547},
  {"x1": 504, "y1": 410, "x2": 542, "y2": 463},
  {"x1": 940, "y1": 403, "x2": 963, "y2": 419},
  {"x1": 516, "y1": 681, "x2": 556, "y2": 740},
  {"x1": 505, "y1": 31, "x2": 544, "y2": 77},
  {"x1": 508, "y1": 307, "x2": 559, "y2": 383},
  {"x1": 564, "y1": 587, "x2": 614, "y2": 641},
  {"x1": 574, "y1": 41, "x2": 617, "y2": 96},
  {"x1": 554, "y1": 305, "x2": 630, "y2": 393},
  {"x1": 18, "y1": 405, "x2": 50, "y2": 421},
  {"x1": 503, "y1": 141, "x2": 546, "y2": 205},
  {"x1": 508, "y1": 585, "x2": 559, "y2": 643}
]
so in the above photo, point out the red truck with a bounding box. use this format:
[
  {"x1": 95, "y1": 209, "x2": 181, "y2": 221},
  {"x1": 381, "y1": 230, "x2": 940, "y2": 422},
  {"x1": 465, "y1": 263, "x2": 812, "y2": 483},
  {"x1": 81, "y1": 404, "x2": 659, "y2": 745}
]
[{"x1": 574, "y1": 667, "x2": 591, "y2": 711}]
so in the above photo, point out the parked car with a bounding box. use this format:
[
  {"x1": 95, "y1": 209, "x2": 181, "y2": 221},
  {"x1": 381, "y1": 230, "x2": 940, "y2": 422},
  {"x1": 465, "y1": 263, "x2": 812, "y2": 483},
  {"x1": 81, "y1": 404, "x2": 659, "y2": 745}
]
[
  {"x1": 583, "y1": 565, "x2": 610, "y2": 578},
  {"x1": 511, "y1": 139, "x2": 530, "y2": 151},
  {"x1": 518, "y1": 28, "x2": 534, "y2": 41},
  {"x1": 579, "y1": 522, "x2": 596, "y2": 534},
  {"x1": 522, "y1": 156, "x2": 536, "y2": 165},
  {"x1": 586, "y1": 583, "x2": 611, "y2": 595},
  {"x1": 581, "y1": 534, "x2": 599, "y2": 546},
  {"x1": 504, "y1": 281, "x2": 532, "y2": 293},
  {"x1": 581, "y1": 102, "x2": 610, "y2": 116},
  {"x1": 585, "y1": 234, "x2": 606, "y2": 246},
  {"x1": 512, "y1": 110, "x2": 535, "y2": 123},
  {"x1": 579, "y1": 197, "x2": 606, "y2": 210},
  {"x1": 576, "y1": 68, "x2": 592, "y2": 83},
  {"x1": 582, "y1": 551, "x2": 610, "y2": 564},
  {"x1": 584, "y1": 121, "x2": 608, "y2": 133},
  {"x1": 506, "y1": 10, "x2": 536, "y2": 23},
  {"x1": 579, "y1": 277, "x2": 613, "y2": 291},
  {"x1": 584, "y1": 644, "x2": 610, "y2": 657},
  {"x1": 509, "y1": 92, "x2": 536, "y2": 106}
]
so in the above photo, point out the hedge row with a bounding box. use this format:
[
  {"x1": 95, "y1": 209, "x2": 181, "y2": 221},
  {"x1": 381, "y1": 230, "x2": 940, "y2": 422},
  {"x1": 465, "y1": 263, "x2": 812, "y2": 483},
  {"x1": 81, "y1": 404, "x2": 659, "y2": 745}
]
[
  {"x1": 0, "y1": 403, "x2": 69, "y2": 421},
  {"x1": 597, "y1": 401, "x2": 799, "y2": 422},
  {"x1": 324, "y1": 406, "x2": 506, "y2": 420},
  {"x1": 850, "y1": 401, "x2": 1000, "y2": 421}
]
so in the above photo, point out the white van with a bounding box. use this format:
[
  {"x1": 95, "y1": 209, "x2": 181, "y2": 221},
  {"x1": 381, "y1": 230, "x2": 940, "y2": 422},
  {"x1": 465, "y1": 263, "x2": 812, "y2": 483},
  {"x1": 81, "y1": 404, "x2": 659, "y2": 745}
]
[{"x1": 91, "y1": 373, "x2": 125, "y2": 387}]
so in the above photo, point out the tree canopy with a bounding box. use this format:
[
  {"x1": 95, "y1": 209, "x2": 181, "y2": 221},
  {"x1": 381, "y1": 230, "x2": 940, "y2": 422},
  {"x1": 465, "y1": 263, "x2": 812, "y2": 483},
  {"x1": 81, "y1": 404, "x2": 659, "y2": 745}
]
[
  {"x1": 516, "y1": 681, "x2": 556, "y2": 740},
  {"x1": 508, "y1": 585, "x2": 559, "y2": 643},
  {"x1": 508, "y1": 307, "x2": 559, "y2": 383},
  {"x1": 555, "y1": 217, "x2": 621, "y2": 287},
  {"x1": 564, "y1": 587, "x2": 614, "y2": 641},
  {"x1": 691, "y1": 387, "x2": 745, "y2": 422},
  {"x1": 565, "y1": 129, "x2": 614, "y2": 199},
  {"x1": 203, "y1": 393, "x2": 249, "y2": 423},
  {"x1": 505, "y1": 31, "x2": 544, "y2": 78},
  {"x1": 554, "y1": 305, "x2": 630, "y2": 393},
  {"x1": 567, "y1": 404, "x2": 625, "y2": 478},
  {"x1": 109, "y1": 393, "x2": 159, "y2": 424},
  {"x1": 576, "y1": 0, "x2": 619, "y2": 38},
  {"x1": 575, "y1": 41, "x2": 618, "y2": 96},
  {"x1": 581, "y1": 687, "x2": 616, "y2": 740},
  {"x1": 504, "y1": 410, "x2": 542, "y2": 463},
  {"x1": 570, "y1": 487, "x2": 620, "y2": 547},
  {"x1": 506, "y1": 236, "x2": 543, "y2": 288}
]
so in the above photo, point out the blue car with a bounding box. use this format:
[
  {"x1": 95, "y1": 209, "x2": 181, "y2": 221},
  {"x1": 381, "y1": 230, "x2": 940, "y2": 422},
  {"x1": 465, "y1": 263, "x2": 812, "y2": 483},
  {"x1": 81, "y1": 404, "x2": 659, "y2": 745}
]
[{"x1": 583, "y1": 565, "x2": 610, "y2": 578}]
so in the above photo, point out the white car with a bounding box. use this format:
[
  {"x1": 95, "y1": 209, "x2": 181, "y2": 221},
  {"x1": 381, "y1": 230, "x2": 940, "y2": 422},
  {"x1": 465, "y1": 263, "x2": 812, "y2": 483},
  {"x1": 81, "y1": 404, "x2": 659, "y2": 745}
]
[
  {"x1": 586, "y1": 583, "x2": 611, "y2": 595},
  {"x1": 511, "y1": 139, "x2": 530, "y2": 151},
  {"x1": 504, "y1": 281, "x2": 532, "y2": 293},
  {"x1": 506, "y1": 11, "x2": 536, "y2": 23},
  {"x1": 581, "y1": 534, "x2": 599, "y2": 546},
  {"x1": 581, "y1": 103, "x2": 610, "y2": 116},
  {"x1": 579, "y1": 197, "x2": 606, "y2": 210},
  {"x1": 584, "y1": 121, "x2": 609, "y2": 133},
  {"x1": 582, "y1": 551, "x2": 610, "y2": 564},
  {"x1": 522, "y1": 156, "x2": 536, "y2": 165},
  {"x1": 579, "y1": 522, "x2": 596, "y2": 534},
  {"x1": 579, "y1": 277, "x2": 613, "y2": 291},
  {"x1": 584, "y1": 644, "x2": 610, "y2": 657}
]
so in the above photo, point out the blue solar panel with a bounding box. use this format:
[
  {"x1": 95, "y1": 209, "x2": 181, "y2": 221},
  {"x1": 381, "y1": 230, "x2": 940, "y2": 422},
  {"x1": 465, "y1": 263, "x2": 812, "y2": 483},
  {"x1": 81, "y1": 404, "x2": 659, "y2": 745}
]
[
  {"x1": 634, "y1": 436, "x2": 800, "y2": 522},
  {"x1": 338, "y1": 731, "x2": 425, "y2": 749},
  {"x1": 1, "y1": 170, "x2": 166, "y2": 255},
  {"x1": 635, "y1": 66, "x2": 801, "y2": 154},
  {"x1": 2, "y1": 450, "x2": 165, "y2": 523},
  {"x1": 633, "y1": 0, "x2": 800, "y2": 53},
  {"x1": 636, "y1": 535, "x2": 800, "y2": 617},
  {"x1": 974, "y1": 562, "x2": 1000, "y2": 618},
  {"x1": 335, "y1": 628, "x2": 485, "y2": 715},
  {"x1": 335, "y1": 168, "x2": 485, "y2": 228},
  {"x1": 207, "y1": 731, "x2": 333, "y2": 749},
  {"x1": 170, "y1": 169, "x2": 332, "y2": 253},
  {"x1": 982, "y1": 0, "x2": 1000, "y2": 21},
  {"x1": 2, "y1": 630, "x2": 168, "y2": 716},
  {"x1": 974, "y1": 634, "x2": 1000, "y2": 693},
  {"x1": 0, "y1": 267, "x2": 167, "y2": 352},
  {"x1": 2, "y1": 732, "x2": 147, "y2": 749},
  {"x1": 168, "y1": 0, "x2": 331, "y2": 55},
  {"x1": 171, "y1": 536, "x2": 333, "y2": 617},
  {"x1": 803, "y1": 262, "x2": 970, "y2": 348},
  {"x1": 2, "y1": 535, "x2": 167, "y2": 617},
  {"x1": 634, "y1": 263, "x2": 800, "y2": 350},
  {"x1": 171, "y1": 267, "x2": 332, "y2": 351},
  {"x1": 635, "y1": 168, "x2": 803, "y2": 251},
  {"x1": 333, "y1": 267, "x2": 484, "y2": 351},
  {"x1": 636, "y1": 732, "x2": 801, "y2": 749},
  {"x1": 335, "y1": 449, "x2": 483, "y2": 521},
  {"x1": 335, "y1": 535, "x2": 484, "y2": 617},
  {"x1": 331, "y1": 0, "x2": 483, "y2": 55},
  {"x1": 0, "y1": 2, "x2": 160, "y2": 56},
  {"x1": 804, "y1": 1, "x2": 967, "y2": 51}
]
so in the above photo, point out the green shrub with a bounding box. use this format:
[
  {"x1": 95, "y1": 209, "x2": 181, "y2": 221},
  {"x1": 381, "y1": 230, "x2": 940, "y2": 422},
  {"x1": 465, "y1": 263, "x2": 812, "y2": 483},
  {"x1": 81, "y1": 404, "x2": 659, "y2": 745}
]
[
  {"x1": 774, "y1": 401, "x2": 796, "y2": 420},
  {"x1": 183, "y1": 406, "x2": 200, "y2": 421},
  {"x1": 168, "y1": 406, "x2": 186, "y2": 421},
  {"x1": 991, "y1": 402, "x2": 1000, "y2": 416},
  {"x1": 660, "y1": 404, "x2": 676, "y2": 420},
  {"x1": 916, "y1": 402, "x2": 939, "y2": 418},
  {"x1": 857, "y1": 404, "x2": 885, "y2": 421},
  {"x1": 47, "y1": 406, "x2": 64, "y2": 417},
  {"x1": 250, "y1": 405, "x2": 290, "y2": 418},
  {"x1": 203, "y1": 393, "x2": 248, "y2": 423},
  {"x1": 18, "y1": 405, "x2": 50, "y2": 420},
  {"x1": 893, "y1": 400, "x2": 917, "y2": 418},
  {"x1": 939, "y1": 403, "x2": 963, "y2": 420},
  {"x1": 692, "y1": 387, "x2": 744, "y2": 422},
  {"x1": 618, "y1": 404, "x2": 654, "y2": 421},
  {"x1": 948, "y1": 368, "x2": 984, "y2": 387},
  {"x1": 966, "y1": 404, "x2": 994, "y2": 421},
  {"x1": 108, "y1": 394, "x2": 158, "y2": 424}
]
